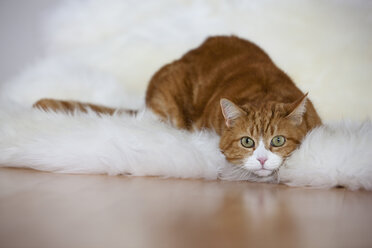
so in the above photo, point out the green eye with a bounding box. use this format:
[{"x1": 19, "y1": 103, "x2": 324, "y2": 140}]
[
  {"x1": 271, "y1": 135, "x2": 286, "y2": 147},
  {"x1": 241, "y1": 137, "x2": 255, "y2": 148}
]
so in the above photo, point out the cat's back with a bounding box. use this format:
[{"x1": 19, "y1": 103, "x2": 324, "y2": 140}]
[
  {"x1": 146, "y1": 36, "x2": 275, "y2": 128},
  {"x1": 180, "y1": 35, "x2": 273, "y2": 70},
  {"x1": 146, "y1": 36, "x2": 318, "y2": 132}
]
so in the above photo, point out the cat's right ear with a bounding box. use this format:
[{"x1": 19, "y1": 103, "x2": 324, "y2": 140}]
[{"x1": 220, "y1": 98, "x2": 245, "y2": 127}]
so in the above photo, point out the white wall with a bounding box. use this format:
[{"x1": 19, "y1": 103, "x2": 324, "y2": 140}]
[{"x1": 0, "y1": 0, "x2": 62, "y2": 83}]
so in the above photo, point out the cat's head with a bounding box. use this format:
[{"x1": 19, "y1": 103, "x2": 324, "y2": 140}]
[{"x1": 219, "y1": 94, "x2": 308, "y2": 177}]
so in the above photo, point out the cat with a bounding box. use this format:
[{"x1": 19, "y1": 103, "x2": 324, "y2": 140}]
[{"x1": 34, "y1": 35, "x2": 322, "y2": 178}]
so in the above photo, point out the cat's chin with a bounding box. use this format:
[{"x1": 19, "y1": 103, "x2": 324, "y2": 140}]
[{"x1": 252, "y1": 169, "x2": 274, "y2": 177}]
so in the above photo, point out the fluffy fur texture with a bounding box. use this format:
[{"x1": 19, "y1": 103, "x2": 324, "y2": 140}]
[
  {"x1": 0, "y1": 106, "x2": 226, "y2": 179},
  {"x1": 0, "y1": 105, "x2": 371, "y2": 189},
  {"x1": 0, "y1": 0, "x2": 371, "y2": 190},
  {"x1": 279, "y1": 121, "x2": 372, "y2": 190}
]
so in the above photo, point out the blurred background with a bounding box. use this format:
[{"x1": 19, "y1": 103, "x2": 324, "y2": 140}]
[
  {"x1": 0, "y1": 0, "x2": 371, "y2": 121},
  {"x1": 0, "y1": 0, "x2": 61, "y2": 82}
]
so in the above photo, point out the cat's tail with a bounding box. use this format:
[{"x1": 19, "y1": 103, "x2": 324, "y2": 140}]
[{"x1": 33, "y1": 98, "x2": 138, "y2": 117}]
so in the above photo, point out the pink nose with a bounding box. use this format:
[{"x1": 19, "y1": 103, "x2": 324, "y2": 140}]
[{"x1": 257, "y1": 157, "x2": 268, "y2": 166}]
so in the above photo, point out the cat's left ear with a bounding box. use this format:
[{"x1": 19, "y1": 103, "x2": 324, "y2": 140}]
[
  {"x1": 220, "y1": 98, "x2": 245, "y2": 127},
  {"x1": 285, "y1": 93, "x2": 308, "y2": 125}
]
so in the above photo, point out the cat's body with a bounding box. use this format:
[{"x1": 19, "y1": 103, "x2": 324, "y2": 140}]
[
  {"x1": 34, "y1": 36, "x2": 321, "y2": 178},
  {"x1": 146, "y1": 36, "x2": 321, "y2": 133}
]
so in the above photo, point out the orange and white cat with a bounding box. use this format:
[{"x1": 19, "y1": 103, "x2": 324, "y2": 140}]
[{"x1": 34, "y1": 36, "x2": 322, "y2": 177}]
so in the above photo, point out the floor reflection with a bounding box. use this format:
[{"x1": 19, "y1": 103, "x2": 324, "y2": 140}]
[{"x1": 1, "y1": 168, "x2": 372, "y2": 248}]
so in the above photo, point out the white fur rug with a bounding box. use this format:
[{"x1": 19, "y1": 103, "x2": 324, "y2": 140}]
[{"x1": 0, "y1": 0, "x2": 371, "y2": 190}]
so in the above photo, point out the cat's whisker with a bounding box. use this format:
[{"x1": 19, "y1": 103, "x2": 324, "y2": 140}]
[
  {"x1": 222, "y1": 165, "x2": 249, "y2": 181},
  {"x1": 238, "y1": 167, "x2": 252, "y2": 181},
  {"x1": 243, "y1": 170, "x2": 251, "y2": 181},
  {"x1": 271, "y1": 169, "x2": 280, "y2": 183}
]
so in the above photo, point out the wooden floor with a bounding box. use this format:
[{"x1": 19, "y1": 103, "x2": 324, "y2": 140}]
[{"x1": 0, "y1": 168, "x2": 371, "y2": 248}]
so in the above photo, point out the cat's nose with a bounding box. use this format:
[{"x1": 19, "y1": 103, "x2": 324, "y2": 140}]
[{"x1": 257, "y1": 157, "x2": 268, "y2": 166}]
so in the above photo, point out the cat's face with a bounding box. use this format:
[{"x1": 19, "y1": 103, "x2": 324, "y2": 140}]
[{"x1": 219, "y1": 95, "x2": 308, "y2": 177}]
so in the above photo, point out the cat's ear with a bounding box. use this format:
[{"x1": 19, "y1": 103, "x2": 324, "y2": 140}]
[
  {"x1": 220, "y1": 98, "x2": 245, "y2": 127},
  {"x1": 285, "y1": 93, "x2": 308, "y2": 125}
]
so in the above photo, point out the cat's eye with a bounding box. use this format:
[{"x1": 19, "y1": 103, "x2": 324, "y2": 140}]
[
  {"x1": 271, "y1": 135, "x2": 286, "y2": 147},
  {"x1": 241, "y1": 137, "x2": 255, "y2": 148}
]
